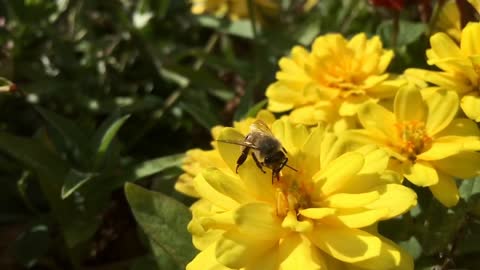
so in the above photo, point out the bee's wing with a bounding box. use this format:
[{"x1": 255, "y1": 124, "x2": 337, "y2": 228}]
[
  {"x1": 216, "y1": 139, "x2": 259, "y2": 149},
  {"x1": 250, "y1": 120, "x2": 274, "y2": 136}
]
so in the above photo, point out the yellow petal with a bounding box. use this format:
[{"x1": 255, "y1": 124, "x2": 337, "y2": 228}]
[
  {"x1": 289, "y1": 106, "x2": 321, "y2": 125},
  {"x1": 405, "y1": 69, "x2": 472, "y2": 94},
  {"x1": 436, "y1": 118, "x2": 480, "y2": 137},
  {"x1": 314, "y1": 152, "x2": 365, "y2": 196},
  {"x1": 299, "y1": 207, "x2": 336, "y2": 219},
  {"x1": 301, "y1": 125, "x2": 326, "y2": 167},
  {"x1": 365, "y1": 184, "x2": 417, "y2": 218},
  {"x1": 324, "y1": 191, "x2": 380, "y2": 208},
  {"x1": 272, "y1": 118, "x2": 309, "y2": 154},
  {"x1": 282, "y1": 211, "x2": 314, "y2": 233},
  {"x1": 461, "y1": 22, "x2": 480, "y2": 55},
  {"x1": 323, "y1": 208, "x2": 389, "y2": 228},
  {"x1": 429, "y1": 172, "x2": 459, "y2": 207},
  {"x1": 215, "y1": 229, "x2": 277, "y2": 269},
  {"x1": 417, "y1": 137, "x2": 464, "y2": 160},
  {"x1": 244, "y1": 246, "x2": 278, "y2": 270},
  {"x1": 430, "y1": 32, "x2": 463, "y2": 59},
  {"x1": 433, "y1": 151, "x2": 480, "y2": 179},
  {"x1": 237, "y1": 157, "x2": 276, "y2": 203},
  {"x1": 425, "y1": 89, "x2": 459, "y2": 136},
  {"x1": 216, "y1": 127, "x2": 247, "y2": 173},
  {"x1": 352, "y1": 236, "x2": 413, "y2": 270},
  {"x1": 320, "y1": 133, "x2": 352, "y2": 168},
  {"x1": 202, "y1": 168, "x2": 252, "y2": 204},
  {"x1": 194, "y1": 174, "x2": 240, "y2": 210},
  {"x1": 404, "y1": 161, "x2": 439, "y2": 187},
  {"x1": 279, "y1": 234, "x2": 327, "y2": 270},
  {"x1": 461, "y1": 93, "x2": 480, "y2": 122},
  {"x1": 358, "y1": 102, "x2": 395, "y2": 136},
  {"x1": 354, "y1": 145, "x2": 390, "y2": 174},
  {"x1": 338, "y1": 96, "x2": 370, "y2": 116},
  {"x1": 186, "y1": 243, "x2": 233, "y2": 270},
  {"x1": 233, "y1": 202, "x2": 284, "y2": 239},
  {"x1": 394, "y1": 85, "x2": 427, "y2": 122},
  {"x1": 309, "y1": 226, "x2": 381, "y2": 263},
  {"x1": 266, "y1": 82, "x2": 301, "y2": 112}
]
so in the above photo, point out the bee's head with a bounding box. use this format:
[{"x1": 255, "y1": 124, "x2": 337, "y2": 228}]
[{"x1": 264, "y1": 151, "x2": 288, "y2": 171}]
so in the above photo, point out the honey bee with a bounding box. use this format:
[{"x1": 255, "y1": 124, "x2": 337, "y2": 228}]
[{"x1": 217, "y1": 120, "x2": 297, "y2": 182}]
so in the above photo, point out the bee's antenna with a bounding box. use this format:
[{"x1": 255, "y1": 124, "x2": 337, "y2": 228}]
[{"x1": 285, "y1": 164, "x2": 298, "y2": 172}]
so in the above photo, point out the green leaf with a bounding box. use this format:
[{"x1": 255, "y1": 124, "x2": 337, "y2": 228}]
[
  {"x1": 61, "y1": 169, "x2": 98, "y2": 199},
  {"x1": 0, "y1": 133, "x2": 100, "y2": 247},
  {"x1": 130, "y1": 255, "x2": 160, "y2": 270},
  {"x1": 122, "y1": 154, "x2": 184, "y2": 185},
  {"x1": 245, "y1": 99, "x2": 267, "y2": 118},
  {"x1": 179, "y1": 90, "x2": 220, "y2": 130},
  {"x1": 195, "y1": 16, "x2": 254, "y2": 39},
  {"x1": 149, "y1": 238, "x2": 178, "y2": 270},
  {"x1": 35, "y1": 106, "x2": 89, "y2": 165},
  {"x1": 398, "y1": 236, "x2": 422, "y2": 260},
  {"x1": 14, "y1": 224, "x2": 50, "y2": 268},
  {"x1": 125, "y1": 183, "x2": 196, "y2": 269},
  {"x1": 459, "y1": 176, "x2": 480, "y2": 202},
  {"x1": 376, "y1": 20, "x2": 427, "y2": 48},
  {"x1": 92, "y1": 113, "x2": 130, "y2": 169}
]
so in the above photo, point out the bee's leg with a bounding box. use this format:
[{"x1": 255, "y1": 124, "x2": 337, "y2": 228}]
[
  {"x1": 236, "y1": 147, "x2": 250, "y2": 173},
  {"x1": 251, "y1": 153, "x2": 266, "y2": 173},
  {"x1": 282, "y1": 147, "x2": 288, "y2": 154}
]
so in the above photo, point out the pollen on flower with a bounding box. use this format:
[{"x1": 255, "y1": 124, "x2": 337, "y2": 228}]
[
  {"x1": 393, "y1": 120, "x2": 432, "y2": 161},
  {"x1": 274, "y1": 173, "x2": 312, "y2": 218}
]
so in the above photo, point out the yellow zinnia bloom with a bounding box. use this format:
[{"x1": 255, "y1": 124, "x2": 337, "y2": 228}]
[
  {"x1": 345, "y1": 85, "x2": 480, "y2": 207},
  {"x1": 407, "y1": 22, "x2": 480, "y2": 122},
  {"x1": 175, "y1": 110, "x2": 276, "y2": 197},
  {"x1": 266, "y1": 33, "x2": 405, "y2": 131},
  {"x1": 433, "y1": 0, "x2": 480, "y2": 41},
  {"x1": 190, "y1": 0, "x2": 279, "y2": 20},
  {"x1": 187, "y1": 118, "x2": 416, "y2": 270}
]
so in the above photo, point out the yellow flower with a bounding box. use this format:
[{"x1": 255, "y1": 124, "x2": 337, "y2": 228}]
[
  {"x1": 187, "y1": 118, "x2": 416, "y2": 270},
  {"x1": 175, "y1": 110, "x2": 276, "y2": 197},
  {"x1": 190, "y1": 0, "x2": 279, "y2": 20},
  {"x1": 406, "y1": 22, "x2": 480, "y2": 122},
  {"x1": 266, "y1": 33, "x2": 405, "y2": 130},
  {"x1": 345, "y1": 85, "x2": 480, "y2": 207},
  {"x1": 433, "y1": 0, "x2": 480, "y2": 41}
]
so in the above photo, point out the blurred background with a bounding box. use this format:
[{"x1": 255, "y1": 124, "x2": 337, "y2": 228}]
[{"x1": 0, "y1": 0, "x2": 479, "y2": 269}]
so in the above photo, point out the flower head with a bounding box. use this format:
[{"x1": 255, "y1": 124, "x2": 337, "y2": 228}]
[
  {"x1": 187, "y1": 118, "x2": 416, "y2": 269},
  {"x1": 190, "y1": 0, "x2": 279, "y2": 20},
  {"x1": 266, "y1": 33, "x2": 404, "y2": 130},
  {"x1": 433, "y1": 0, "x2": 480, "y2": 41},
  {"x1": 407, "y1": 22, "x2": 480, "y2": 122},
  {"x1": 346, "y1": 85, "x2": 480, "y2": 207},
  {"x1": 175, "y1": 110, "x2": 276, "y2": 197}
]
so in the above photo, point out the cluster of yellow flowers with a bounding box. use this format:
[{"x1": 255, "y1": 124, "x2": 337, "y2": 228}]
[{"x1": 181, "y1": 2, "x2": 480, "y2": 269}]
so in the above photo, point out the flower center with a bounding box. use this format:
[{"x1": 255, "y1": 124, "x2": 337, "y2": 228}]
[
  {"x1": 274, "y1": 176, "x2": 312, "y2": 218},
  {"x1": 393, "y1": 120, "x2": 432, "y2": 161}
]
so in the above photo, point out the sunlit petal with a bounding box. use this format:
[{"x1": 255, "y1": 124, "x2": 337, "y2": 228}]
[
  {"x1": 309, "y1": 226, "x2": 381, "y2": 263},
  {"x1": 394, "y1": 85, "x2": 427, "y2": 122},
  {"x1": 403, "y1": 161, "x2": 439, "y2": 187},
  {"x1": 233, "y1": 202, "x2": 284, "y2": 239},
  {"x1": 433, "y1": 151, "x2": 480, "y2": 179},
  {"x1": 425, "y1": 89, "x2": 459, "y2": 136},
  {"x1": 279, "y1": 234, "x2": 327, "y2": 270},
  {"x1": 216, "y1": 229, "x2": 277, "y2": 269},
  {"x1": 429, "y1": 172, "x2": 459, "y2": 207}
]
